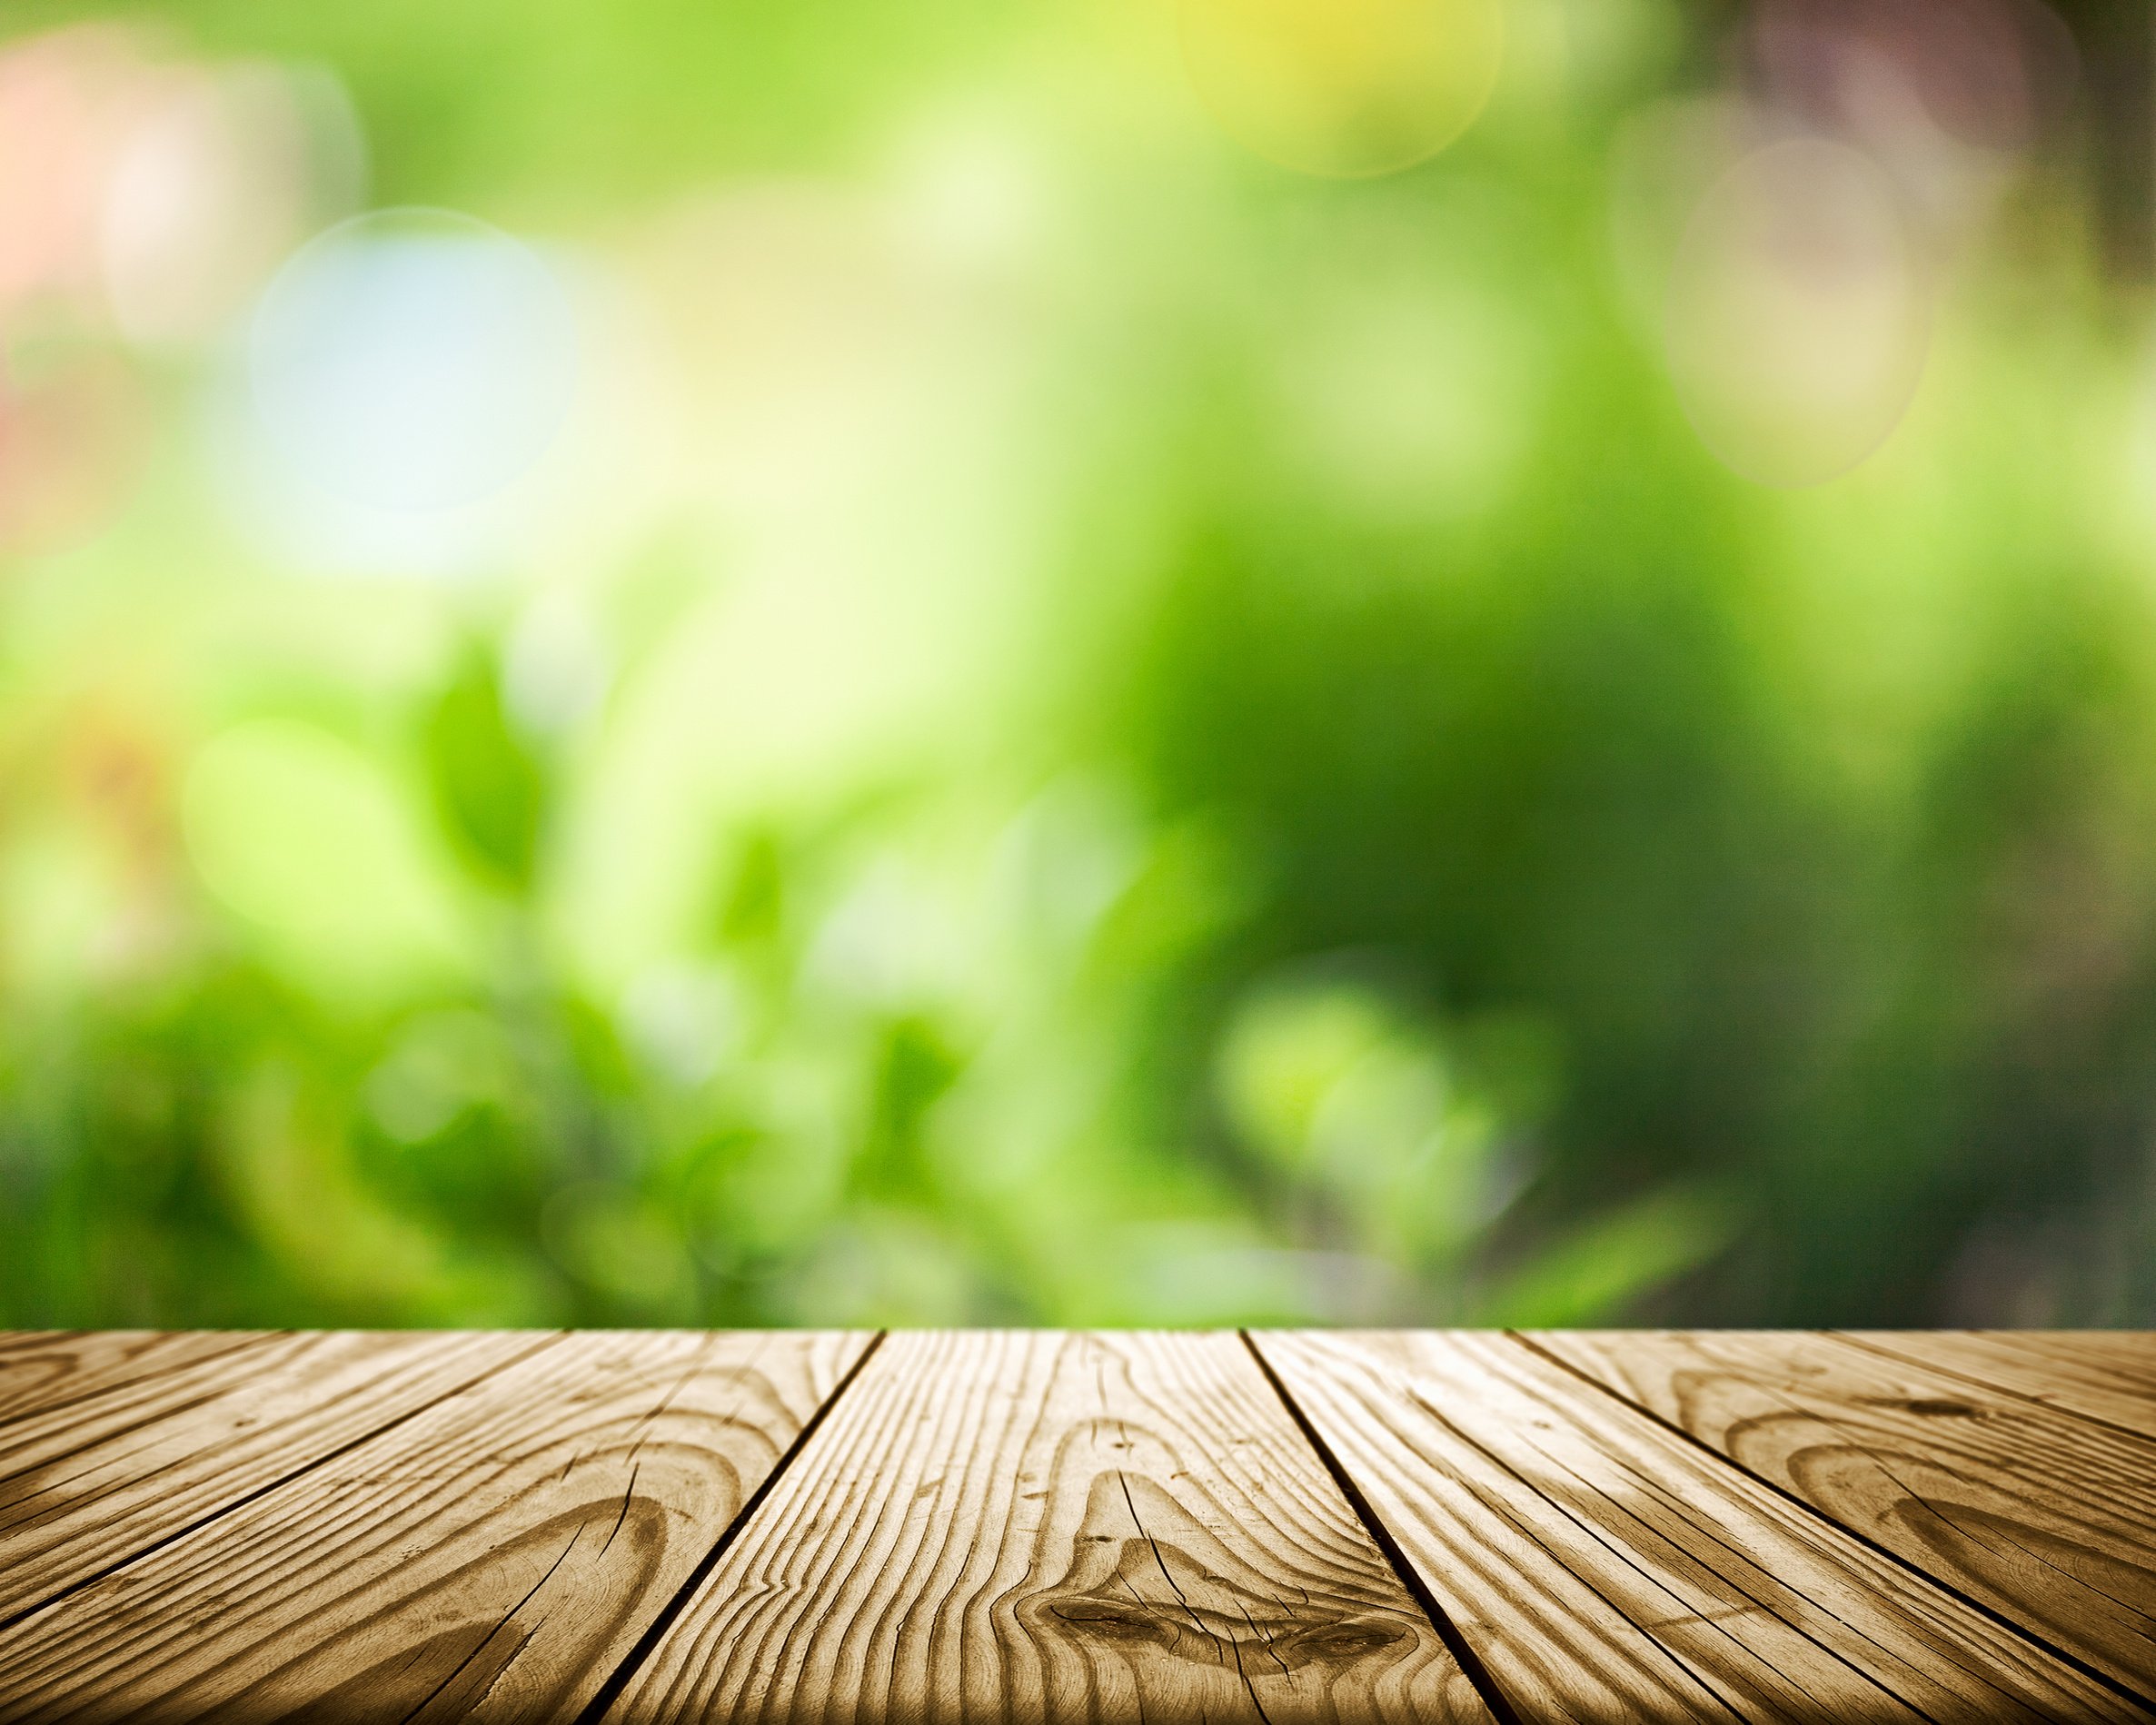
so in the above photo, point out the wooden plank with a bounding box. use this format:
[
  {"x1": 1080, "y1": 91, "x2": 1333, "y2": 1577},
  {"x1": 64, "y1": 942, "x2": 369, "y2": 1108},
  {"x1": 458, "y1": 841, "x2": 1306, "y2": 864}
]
[
  {"x1": 0, "y1": 1331, "x2": 277, "y2": 1427},
  {"x1": 2015, "y1": 1331, "x2": 2156, "y2": 1373},
  {"x1": 1252, "y1": 1329, "x2": 2145, "y2": 1723},
  {"x1": 0, "y1": 1330, "x2": 872, "y2": 1724},
  {"x1": 1838, "y1": 1331, "x2": 2156, "y2": 1442},
  {"x1": 603, "y1": 1330, "x2": 1493, "y2": 1724},
  {"x1": 0, "y1": 1329, "x2": 546, "y2": 1624},
  {"x1": 1, "y1": 1333, "x2": 295, "y2": 1457},
  {"x1": 1997, "y1": 1331, "x2": 2156, "y2": 1369},
  {"x1": 1530, "y1": 1329, "x2": 2156, "y2": 1698}
]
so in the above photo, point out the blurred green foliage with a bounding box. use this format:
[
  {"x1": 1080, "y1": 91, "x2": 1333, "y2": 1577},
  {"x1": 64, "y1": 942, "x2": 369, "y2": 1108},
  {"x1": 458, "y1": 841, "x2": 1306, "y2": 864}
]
[{"x1": 4, "y1": 0, "x2": 2155, "y2": 1329}]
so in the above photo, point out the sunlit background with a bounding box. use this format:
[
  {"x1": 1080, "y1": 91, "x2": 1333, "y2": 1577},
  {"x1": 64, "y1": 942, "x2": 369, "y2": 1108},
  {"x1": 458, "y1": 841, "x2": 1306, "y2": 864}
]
[{"x1": 3, "y1": 0, "x2": 2153, "y2": 1329}]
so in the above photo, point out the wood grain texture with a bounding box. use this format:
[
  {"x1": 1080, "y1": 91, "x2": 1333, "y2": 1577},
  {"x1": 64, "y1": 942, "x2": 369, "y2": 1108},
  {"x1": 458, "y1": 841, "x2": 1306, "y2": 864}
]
[
  {"x1": 1252, "y1": 1328, "x2": 2145, "y2": 1723},
  {"x1": 3, "y1": 1328, "x2": 2151, "y2": 1724},
  {"x1": 605, "y1": 1329, "x2": 1493, "y2": 1725},
  {"x1": 0, "y1": 1329, "x2": 871, "y2": 1725},
  {"x1": 1531, "y1": 1328, "x2": 2156, "y2": 1699},
  {"x1": 0, "y1": 1328, "x2": 545, "y2": 1625},
  {"x1": 0, "y1": 1332, "x2": 275, "y2": 1428},
  {"x1": 0, "y1": 1335, "x2": 324, "y2": 1488},
  {"x1": 1840, "y1": 1330, "x2": 2156, "y2": 1442}
]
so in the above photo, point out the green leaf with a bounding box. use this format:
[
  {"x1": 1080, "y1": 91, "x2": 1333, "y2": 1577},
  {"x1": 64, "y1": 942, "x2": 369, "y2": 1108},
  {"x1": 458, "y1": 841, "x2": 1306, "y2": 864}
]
[
  {"x1": 1475, "y1": 1185, "x2": 1741, "y2": 1327},
  {"x1": 424, "y1": 649, "x2": 547, "y2": 893}
]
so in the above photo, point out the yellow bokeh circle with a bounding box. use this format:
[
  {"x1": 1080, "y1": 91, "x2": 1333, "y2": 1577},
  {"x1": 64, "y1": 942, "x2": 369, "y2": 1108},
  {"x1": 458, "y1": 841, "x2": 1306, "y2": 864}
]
[{"x1": 1180, "y1": 0, "x2": 1505, "y2": 178}]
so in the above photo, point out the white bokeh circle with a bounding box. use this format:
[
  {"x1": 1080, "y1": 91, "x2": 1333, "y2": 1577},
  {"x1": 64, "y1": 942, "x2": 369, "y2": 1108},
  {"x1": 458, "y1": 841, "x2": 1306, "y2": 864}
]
[{"x1": 249, "y1": 206, "x2": 575, "y2": 511}]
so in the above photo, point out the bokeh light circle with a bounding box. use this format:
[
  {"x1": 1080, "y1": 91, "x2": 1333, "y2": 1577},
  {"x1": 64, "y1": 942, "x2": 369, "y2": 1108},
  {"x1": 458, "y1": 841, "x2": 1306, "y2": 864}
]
[
  {"x1": 1180, "y1": 0, "x2": 1504, "y2": 178},
  {"x1": 248, "y1": 206, "x2": 575, "y2": 511},
  {"x1": 102, "y1": 62, "x2": 364, "y2": 349},
  {"x1": 1664, "y1": 138, "x2": 1928, "y2": 489}
]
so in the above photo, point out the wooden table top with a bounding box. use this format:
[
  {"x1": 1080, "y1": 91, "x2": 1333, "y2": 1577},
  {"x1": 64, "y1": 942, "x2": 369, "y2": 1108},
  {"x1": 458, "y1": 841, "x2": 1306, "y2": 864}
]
[{"x1": 0, "y1": 1331, "x2": 2151, "y2": 1721}]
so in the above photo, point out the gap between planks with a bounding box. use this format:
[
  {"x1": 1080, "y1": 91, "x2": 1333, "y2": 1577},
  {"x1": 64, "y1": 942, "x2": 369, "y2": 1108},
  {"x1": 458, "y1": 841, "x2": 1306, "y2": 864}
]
[
  {"x1": 571, "y1": 1330, "x2": 889, "y2": 1725},
  {"x1": 1239, "y1": 1329, "x2": 1527, "y2": 1725},
  {"x1": 1511, "y1": 1329, "x2": 2156, "y2": 1716}
]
